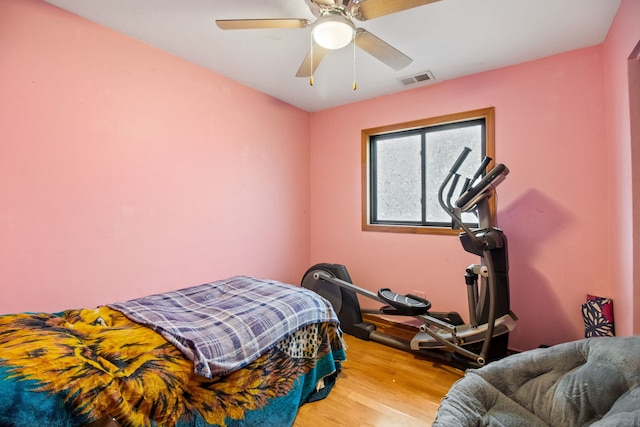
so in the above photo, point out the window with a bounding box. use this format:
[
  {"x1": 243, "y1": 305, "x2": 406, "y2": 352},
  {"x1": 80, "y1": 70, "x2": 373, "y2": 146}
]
[{"x1": 362, "y1": 107, "x2": 495, "y2": 235}]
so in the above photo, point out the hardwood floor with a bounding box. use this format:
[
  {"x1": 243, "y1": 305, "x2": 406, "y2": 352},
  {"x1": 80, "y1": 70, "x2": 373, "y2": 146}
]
[{"x1": 294, "y1": 320, "x2": 464, "y2": 426}]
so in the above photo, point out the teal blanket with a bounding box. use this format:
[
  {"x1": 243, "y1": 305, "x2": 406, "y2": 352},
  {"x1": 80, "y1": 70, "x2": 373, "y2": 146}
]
[{"x1": 0, "y1": 304, "x2": 345, "y2": 426}]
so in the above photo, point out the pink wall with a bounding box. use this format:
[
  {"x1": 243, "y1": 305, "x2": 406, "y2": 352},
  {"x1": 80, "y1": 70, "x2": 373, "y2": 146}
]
[
  {"x1": 2, "y1": 0, "x2": 637, "y2": 353},
  {"x1": 604, "y1": 0, "x2": 640, "y2": 336},
  {"x1": 310, "y1": 46, "x2": 612, "y2": 351},
  {"x1": 0, "y1": 0, "x2": 311, "y2": 313}
]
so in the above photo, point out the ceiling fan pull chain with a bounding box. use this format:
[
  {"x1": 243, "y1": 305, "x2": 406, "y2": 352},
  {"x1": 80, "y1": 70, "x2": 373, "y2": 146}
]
[
  {"x1": 310, "y1": 32, "x2": 315, "y2": 86},
  {"x1": 353, "y1": 31, "x2": 357, "y2": 91}
]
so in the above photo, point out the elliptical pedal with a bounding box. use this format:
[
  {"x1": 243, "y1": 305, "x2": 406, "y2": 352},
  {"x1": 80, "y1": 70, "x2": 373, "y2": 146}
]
[{"x1": 377, "y1": 288, "x2": 431, "y2": 316}]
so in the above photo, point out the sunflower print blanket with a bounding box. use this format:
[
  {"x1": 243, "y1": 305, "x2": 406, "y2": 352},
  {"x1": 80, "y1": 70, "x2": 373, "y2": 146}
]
[{"x1": 0, "y1": 300, "x2": 345, "y2": 426}]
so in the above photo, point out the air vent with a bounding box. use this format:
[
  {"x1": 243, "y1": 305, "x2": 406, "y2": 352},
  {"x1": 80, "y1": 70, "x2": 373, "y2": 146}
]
[{"x1": 397, "y1": 70, "x2": 435, "y2": 86}]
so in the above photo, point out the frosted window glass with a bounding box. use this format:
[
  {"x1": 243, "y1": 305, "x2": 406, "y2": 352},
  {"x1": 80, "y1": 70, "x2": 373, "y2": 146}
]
[
  {"x1": 370, "y1": 122, "x2": 484, "y2": 227},
  {"x1": 364, "y1": 108, "x2": 494, "y2": 233},
  {"x1": 425, "y1": 125, "x2": 482, "y2": 223},
  {"x1": 375, "y1": 134, "x2": 422, "y2": 221}
]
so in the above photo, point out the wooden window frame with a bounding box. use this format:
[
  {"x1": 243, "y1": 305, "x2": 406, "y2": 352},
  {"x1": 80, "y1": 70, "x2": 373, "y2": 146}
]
[{"x1": 361, "y1": 107, "x2": 496, "y2": 235}]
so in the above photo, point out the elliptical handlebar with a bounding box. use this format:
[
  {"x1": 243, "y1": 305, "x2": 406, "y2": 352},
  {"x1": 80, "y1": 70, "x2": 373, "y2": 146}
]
[
  {"x1": 471, "y1": 156, "x2": 492, "y2": 186},
  {"x1": 448, "y1": 146, "x2": 472, "y2": 174},
  {"x1": 438, "y1": 149, "x2": 482, "y2": 246},
  {"x1": 446, "y1": 174, "x2": 461, "y2": 211},
  {"x1": 439, "y1": 148, "x2": 509, "y2": 237}
]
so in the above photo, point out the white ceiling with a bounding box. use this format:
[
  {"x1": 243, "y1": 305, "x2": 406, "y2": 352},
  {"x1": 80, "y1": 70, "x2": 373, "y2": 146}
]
[{"x1": 43, "y1": 0, "x2": 621, "y2": 112}]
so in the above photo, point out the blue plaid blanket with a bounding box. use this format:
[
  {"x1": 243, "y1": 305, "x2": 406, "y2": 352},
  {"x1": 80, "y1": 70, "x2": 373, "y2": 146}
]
[{"x1": 109, "y1": 276, "x2": 339, "y2": 378}]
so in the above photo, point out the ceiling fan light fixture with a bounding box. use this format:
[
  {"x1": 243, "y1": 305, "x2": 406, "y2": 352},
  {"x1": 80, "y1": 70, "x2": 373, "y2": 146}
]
[{"x1": 312, "y1": 15, "x2": 355, "y2": 50}]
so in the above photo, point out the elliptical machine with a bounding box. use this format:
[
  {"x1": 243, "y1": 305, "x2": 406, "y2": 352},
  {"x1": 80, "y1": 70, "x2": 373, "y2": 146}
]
[{"x1": 301, "y1": 147, "x2": 517, "y2": 367}]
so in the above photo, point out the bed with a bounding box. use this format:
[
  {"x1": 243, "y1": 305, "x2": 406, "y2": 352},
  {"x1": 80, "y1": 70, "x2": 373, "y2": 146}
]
[
  {"x1": 434, "y1": 335, "x2": 640, "y2": 426},
  {"x1": 0, "y1": 276, "x2": 346, "y2": 427}
]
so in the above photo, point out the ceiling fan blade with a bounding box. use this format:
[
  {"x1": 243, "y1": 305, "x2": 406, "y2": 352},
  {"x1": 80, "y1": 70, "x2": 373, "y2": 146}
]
[
  {"x1": 295, "y1": 46, "x2": 329, "y2": 77},
  {"x1": 355, "y1": 28, "x2": 412, "y2": 70},
  {"x1": 313, "y1": 0, "x2": 339, "y2": 5},
  {"x1": 355, "y1": 0, "x2": 441, "y2": 20},
  {"x1": 216, "y1": 19, "x2": 311, "y2": 30}
]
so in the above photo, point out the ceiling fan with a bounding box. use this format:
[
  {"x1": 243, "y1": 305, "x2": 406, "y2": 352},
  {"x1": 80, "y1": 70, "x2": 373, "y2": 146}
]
[{"x1": 216, "y1": 0, "x2": 441, "y2": 78}]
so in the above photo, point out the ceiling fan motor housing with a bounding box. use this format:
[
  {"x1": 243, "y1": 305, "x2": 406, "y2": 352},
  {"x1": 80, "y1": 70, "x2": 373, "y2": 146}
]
[{"x1": 312, "y1": 14, "x2": 356, "y2": 50}]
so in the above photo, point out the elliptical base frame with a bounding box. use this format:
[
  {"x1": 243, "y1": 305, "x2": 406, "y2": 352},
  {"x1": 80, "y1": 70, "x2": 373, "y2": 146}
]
[{"x1": 301, "y1": 263, "x2": 516, "y2": 368}]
